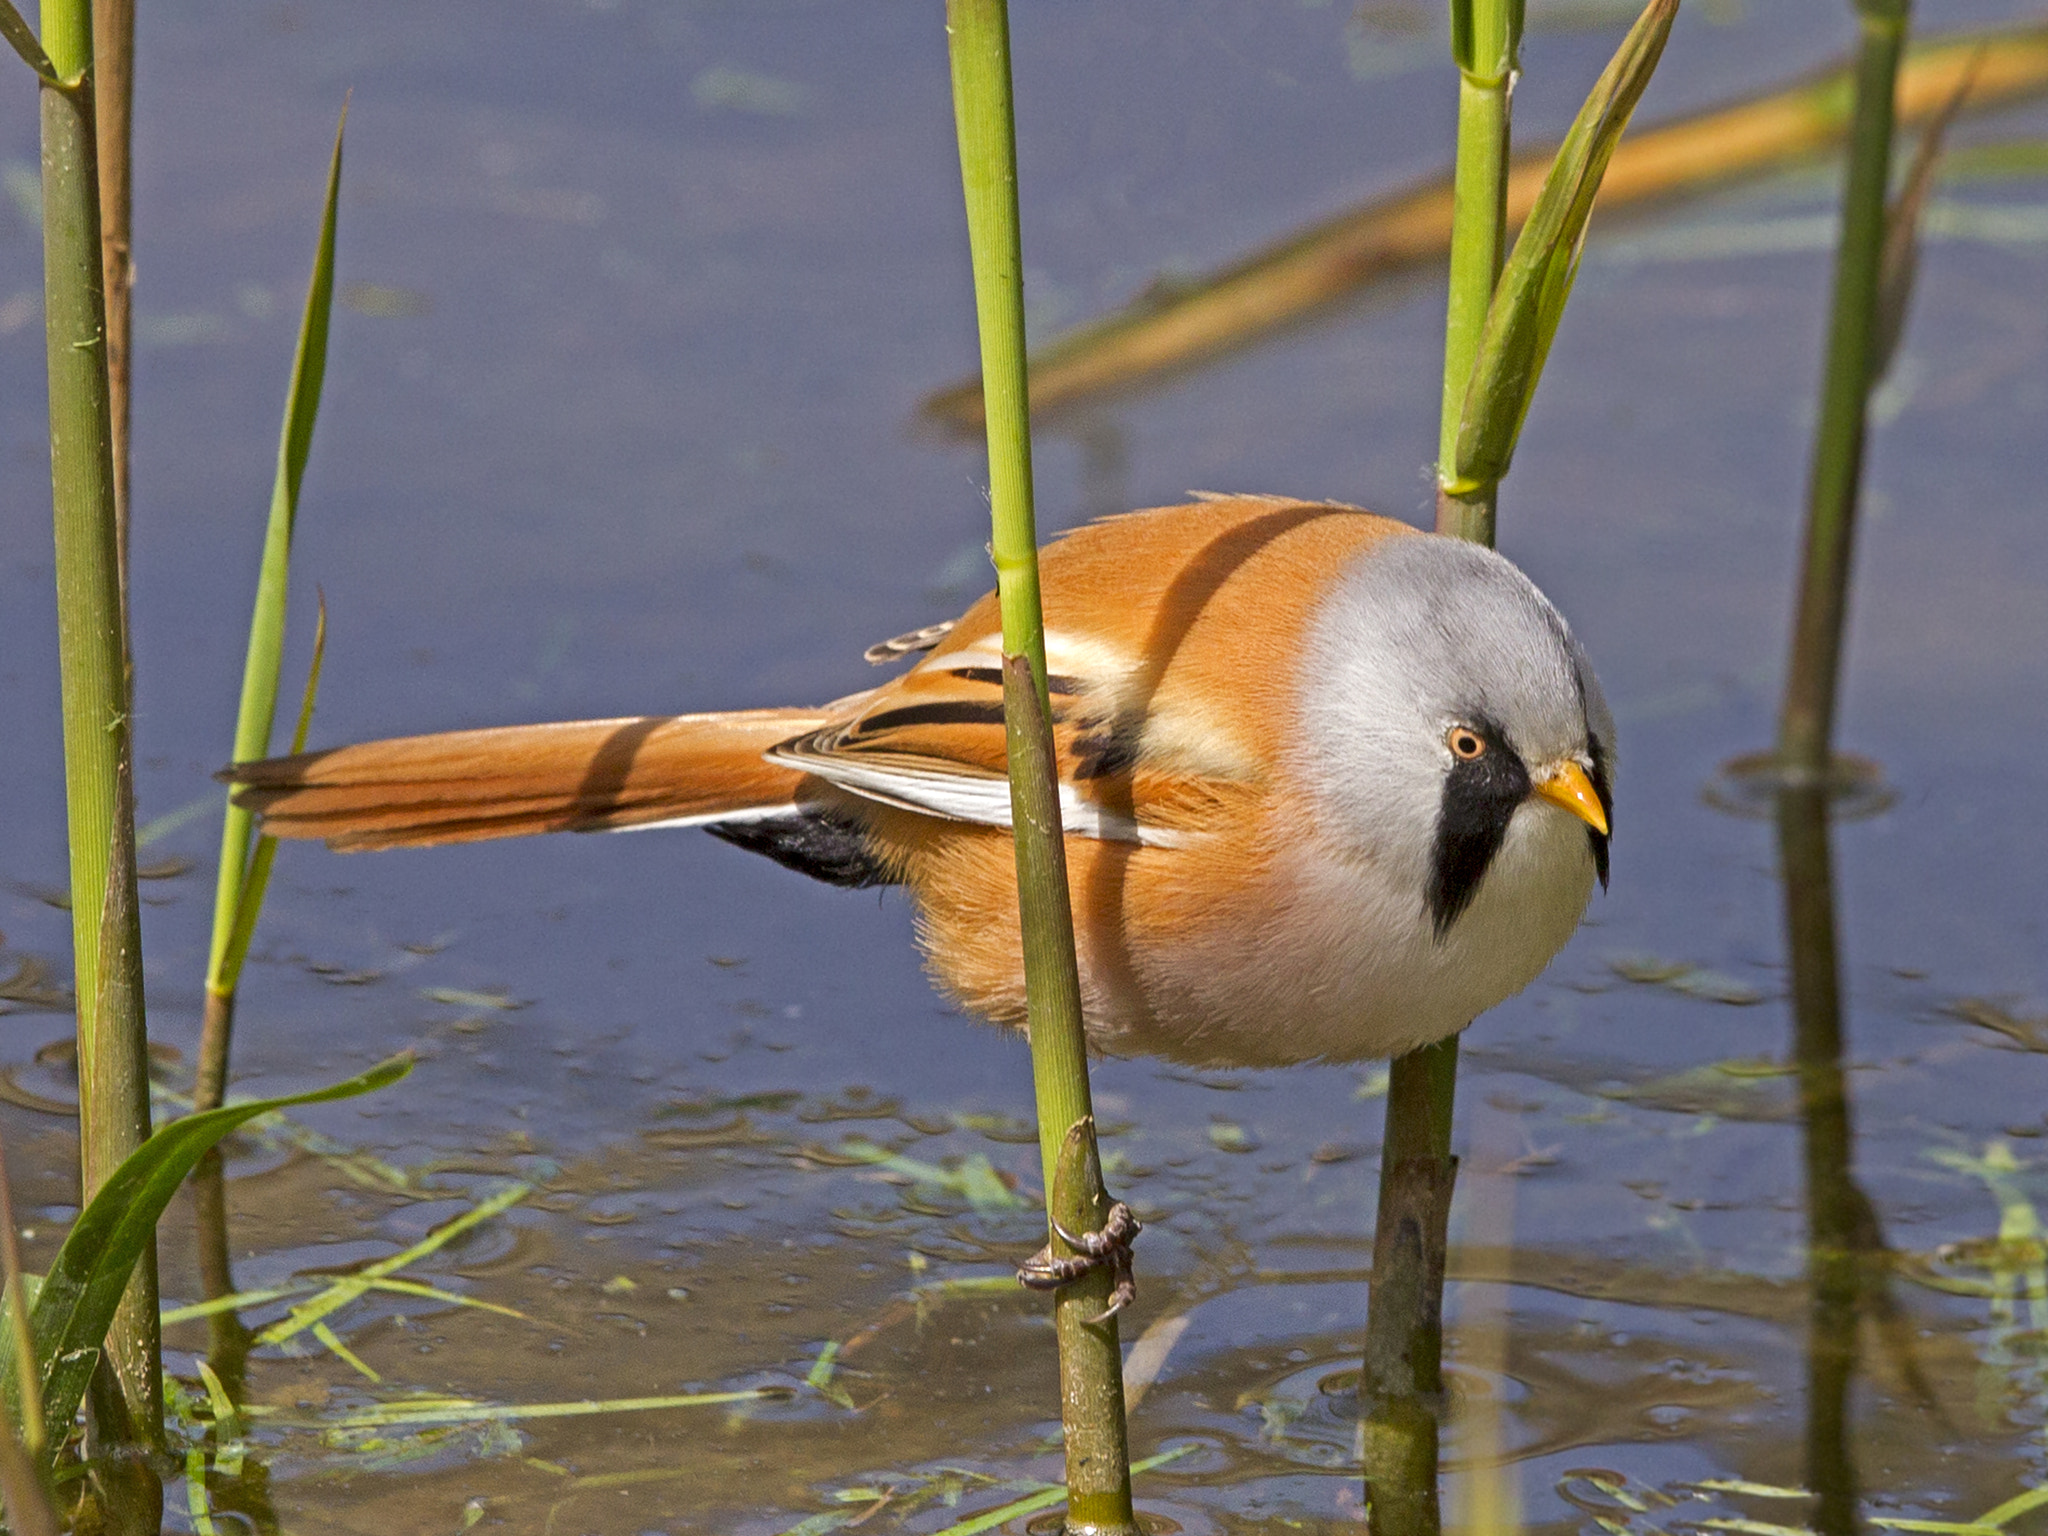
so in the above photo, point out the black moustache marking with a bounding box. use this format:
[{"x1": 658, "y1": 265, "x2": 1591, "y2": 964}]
[
  {"x1": 1586, "y1": 737, "x2": 1612, "y2": 890},
  {"x1": 1427, "y1": 717, "x2": 1531, "y2": 939}
]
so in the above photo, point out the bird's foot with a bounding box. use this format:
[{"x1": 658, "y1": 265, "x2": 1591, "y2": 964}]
[{"x1": 1017, "y1": 1201, "x2": 1142, "y2": 1322}]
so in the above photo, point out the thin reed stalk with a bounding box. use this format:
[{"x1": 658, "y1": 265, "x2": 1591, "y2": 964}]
[
  {"x1": 1778, "y1": 0, "x2": 1912, "y2": 779},
  {"x1": 1366, "y1": 7, "x2": 1676, "y2": 1523},
  {"x1": 1773, "y1": 7, "x2": 1920, "y2": 1527},
  {"x1": 1776, "y1": 783, "x2": 1864, "y2": 1536},
  {"x1": 1362, "y1": 10, "x2": 1522, "y2": 1525},
  {"x1": 943, "y1": 4, "x2": 1136, "y2": 1529},
  {"x1": 34, "y1": 0, "x2": 161, "y2": 1442},
  {"x1": 1361, "y1": 1037, "x2": 1459, "y2": 1536}
]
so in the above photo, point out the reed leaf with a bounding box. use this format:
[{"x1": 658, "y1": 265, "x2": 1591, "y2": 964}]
[
  {"x1": 218, "y1": 595, "x2": 325, "y2": 998},
  {"x1": 1872, "y1": 49, "x2": 1978, "y2": 384},
  {"x1": 0, "y1": 1055, "x2": 411, "y2": 1460},
  {"x1": 1451, "y1": 0, "x2": 1677, "y2": 492},
  {"x1": 0, "y1": 0, "x2": 61, "y2": 86},
  {"x1": 199, "y1": 102, "x2": 345, "y2": 1108}
]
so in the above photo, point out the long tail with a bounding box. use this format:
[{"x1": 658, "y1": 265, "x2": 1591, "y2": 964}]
[{"x1": 226, "y1": 710, "x2": 830, "y2": 852}]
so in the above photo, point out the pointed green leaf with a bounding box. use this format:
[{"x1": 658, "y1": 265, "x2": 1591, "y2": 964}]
[
  {"x1": 0, "y1": 1054, "x2": 410, "y2": 1458},
  {"x1": 219, "y1": 594, "x2": 326, "y2": 987},
  {"x1": 0, "y1": 0, "x2": 63, "y2": 88},
  {"x1": 207, "y1": 102, "x2": 346, "y2": 997},
  {"x1": 1451, "y1": 0, "x2": 1677, "y2": 490},
  {"x1": 1872, "y1": 50, "x2": 1980, "y2": 384}
]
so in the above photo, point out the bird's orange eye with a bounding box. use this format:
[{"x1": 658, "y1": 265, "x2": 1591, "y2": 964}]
[{"x1": 1447, "y1": 726, "x2": 1487, "y2": 761}]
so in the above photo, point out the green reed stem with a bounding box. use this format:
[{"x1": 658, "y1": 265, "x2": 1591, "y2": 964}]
[
  {"x1": 944, "y1": 5, "x2": 1135, "y2": 1530},
  {"x1": 1367, "y1": 5, "x2": 1521, "y2": 1527},
  {"x1": 1776, "y1": 5, "x2": 1913, "y2": 1524},
  {"x1": 1435, "y1": 0, "x2": 1520, "y2": 545},
  {"x1": 36, "y1": 0, "x2": 161, "y2": 1443},
  {"x1": 1775, "y1": 782, "x2": 1864, "y2": 1536},
  {"x1": 1778, "y1": 0, "x2": 1911, "y2": 778}
]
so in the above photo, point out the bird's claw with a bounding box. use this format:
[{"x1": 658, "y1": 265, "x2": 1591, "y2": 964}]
[{"x1": 1017, "y1": 1201, "x2": 1142, "y2": 1321}]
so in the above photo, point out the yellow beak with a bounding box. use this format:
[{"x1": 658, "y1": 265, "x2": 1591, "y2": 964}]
[{"x1": 1533, "y1": 760, "x2": 1608, "y2": 835}]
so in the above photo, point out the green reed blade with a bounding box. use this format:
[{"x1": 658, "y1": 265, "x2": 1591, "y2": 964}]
[
  {"x1": 0, "y1": 0, "x2": 59, "y2": 84},
  {"x1": 1974, "y1": 1486, "x2": 2048, "y2": 1531},
  {"x1": 198, "y1": 105, "x2": 345, "y2": 1116},
  {"x1": 1452, "y1": 0, "x2": 1677, "y2": 495},
  {"x1": 203, "y1": 104, "x2": 345, "y2": 1004},
  {"x1": 159, "y1": 1283, "x2": 308, "y2": 1327},
  {"x1": 0, "y1": 1055, "x2": 410, "y2": 1461},
  {"x1": 309, "y1": 1320, "x2": 380, "y2": 1382},
  {"x1": 216, "y1": 594, "x2": 325, "y2": 1003},
  {"x1": 1871, "y1": 48, "x2": 1977, "y2": 384}
]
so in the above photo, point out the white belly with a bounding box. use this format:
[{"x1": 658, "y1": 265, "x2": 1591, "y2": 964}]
[{"x1": 1106, "y1": 802, "x2": 1596, "y2": 1067}]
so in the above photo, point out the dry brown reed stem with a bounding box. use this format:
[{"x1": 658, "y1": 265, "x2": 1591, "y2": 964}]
[
  {"x1": 921, "y1": 22, "x2": 2048, "y2": 430},
  {"x1": 91, "y1": 0, "x2": 132, "y2": 603}
]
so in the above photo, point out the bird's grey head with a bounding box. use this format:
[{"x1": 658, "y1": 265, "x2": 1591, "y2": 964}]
[{"x1": 1293, "y1": 532, "x2": 1615, "y2": 936}]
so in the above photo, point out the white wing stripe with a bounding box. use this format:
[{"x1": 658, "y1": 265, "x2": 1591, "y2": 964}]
[
  {"x1": 767, "y1": 750, "x2": 1186, "y2": 848},
  {"x1": 608, "y1": 803, "x2": 800, "y2": 834}
]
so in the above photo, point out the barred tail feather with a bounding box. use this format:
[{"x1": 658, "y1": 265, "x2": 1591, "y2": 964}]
[{"x1": 225, "y1": 710, "x2": 827, "y2": 852}]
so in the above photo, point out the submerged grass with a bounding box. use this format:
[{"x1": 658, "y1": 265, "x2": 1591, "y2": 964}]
[
  {"x1": 251, "y1": 1182, "x2": 530, "y2": 1354},
  {"x1": 0, "y1": 1057, "x2": 410, "y2": 1460}
]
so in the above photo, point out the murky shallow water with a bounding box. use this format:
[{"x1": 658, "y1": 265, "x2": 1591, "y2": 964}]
[{"x1": 4, "y1": 1, "x2": 2048, "y2": 1531}]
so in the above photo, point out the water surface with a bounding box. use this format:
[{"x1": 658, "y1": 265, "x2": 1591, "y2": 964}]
[{"x1": 2, "y1": 2, "x2": 2047, "y2": 1531}]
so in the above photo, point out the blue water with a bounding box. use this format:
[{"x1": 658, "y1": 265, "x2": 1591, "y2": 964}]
[{"x1": 2, "y1": 2, "x2": 2046, "y2": 1530}]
